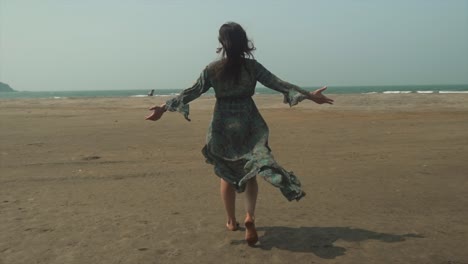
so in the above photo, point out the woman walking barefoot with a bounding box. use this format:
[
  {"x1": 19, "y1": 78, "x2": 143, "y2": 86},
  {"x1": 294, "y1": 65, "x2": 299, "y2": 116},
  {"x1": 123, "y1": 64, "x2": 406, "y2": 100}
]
[{"x1": 146, "y1": 22, "x2": 333, "y2": 246}]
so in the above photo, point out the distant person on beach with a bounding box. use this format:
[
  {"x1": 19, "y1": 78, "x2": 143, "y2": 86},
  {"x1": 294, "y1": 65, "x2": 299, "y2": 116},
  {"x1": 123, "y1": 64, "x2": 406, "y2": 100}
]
[
  {"x1": 147, "y1": 89, "x2": 155, "y2": 96},
  {"x1": 146, "y1": 22, "x2": 333, "y2": 246}
]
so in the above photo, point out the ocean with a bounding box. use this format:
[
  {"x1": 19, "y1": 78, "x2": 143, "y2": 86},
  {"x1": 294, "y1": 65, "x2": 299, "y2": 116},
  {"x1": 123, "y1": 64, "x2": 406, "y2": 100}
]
[{"x1": 1, "y1": 84, "x2": 468, "y2": 99}]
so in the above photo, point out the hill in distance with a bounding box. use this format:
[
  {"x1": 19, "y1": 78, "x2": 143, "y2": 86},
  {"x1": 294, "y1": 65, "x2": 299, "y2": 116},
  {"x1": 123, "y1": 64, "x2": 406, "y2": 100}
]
[{"x1": 0, "y1": 82, "x2": 16, "y2": 92}]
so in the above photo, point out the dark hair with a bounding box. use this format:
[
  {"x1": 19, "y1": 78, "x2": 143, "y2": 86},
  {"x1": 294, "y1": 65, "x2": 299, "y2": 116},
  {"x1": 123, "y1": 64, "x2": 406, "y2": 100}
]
[{"x1": 215, "y1": 22, "x2": 256, "y2": 82}]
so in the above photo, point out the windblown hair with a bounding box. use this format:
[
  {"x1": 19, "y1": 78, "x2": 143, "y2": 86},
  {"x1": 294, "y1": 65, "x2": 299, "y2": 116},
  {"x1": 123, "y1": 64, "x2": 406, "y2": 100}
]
[{"x1": 215, "y1": 22, "x2": 256, "y2": 83}]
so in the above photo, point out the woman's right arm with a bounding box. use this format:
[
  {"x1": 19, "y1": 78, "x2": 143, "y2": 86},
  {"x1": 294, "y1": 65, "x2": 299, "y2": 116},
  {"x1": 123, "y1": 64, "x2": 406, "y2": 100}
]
[{"x1": 146, "y1": 67, "x2": 212, "y2": 122}]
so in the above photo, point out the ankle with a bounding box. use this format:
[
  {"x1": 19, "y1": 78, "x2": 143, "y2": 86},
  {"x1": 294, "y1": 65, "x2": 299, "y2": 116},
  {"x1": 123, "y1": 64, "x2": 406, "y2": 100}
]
[{"x1": 245, "y1": 213, "x2": 255, "y2": 223}]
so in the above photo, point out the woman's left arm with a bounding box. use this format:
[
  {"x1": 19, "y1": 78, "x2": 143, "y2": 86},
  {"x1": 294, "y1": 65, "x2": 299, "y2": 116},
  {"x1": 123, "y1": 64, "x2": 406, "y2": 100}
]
[{"x1": 255, "y1": 61, "x2": 333, "y2": 106}]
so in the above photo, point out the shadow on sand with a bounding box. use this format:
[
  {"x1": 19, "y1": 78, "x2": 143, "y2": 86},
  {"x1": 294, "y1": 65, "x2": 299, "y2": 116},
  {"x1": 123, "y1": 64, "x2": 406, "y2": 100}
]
[{"x1": 231, "y1": 226, "x2": 423, "y2": 259}]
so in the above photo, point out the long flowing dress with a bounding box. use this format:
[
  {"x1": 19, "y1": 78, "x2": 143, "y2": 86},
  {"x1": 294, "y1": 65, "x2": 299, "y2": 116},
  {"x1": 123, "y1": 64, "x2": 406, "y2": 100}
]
[{"x1": 165, "y1": 59, "x2": 311, "y2": 201}]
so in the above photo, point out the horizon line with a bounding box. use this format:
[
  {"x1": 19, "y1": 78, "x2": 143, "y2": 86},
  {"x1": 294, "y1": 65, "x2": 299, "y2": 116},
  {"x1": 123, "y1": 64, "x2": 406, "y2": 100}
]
[{"x1": 6, "y1": 83, "x2": 468, "y2": 92}]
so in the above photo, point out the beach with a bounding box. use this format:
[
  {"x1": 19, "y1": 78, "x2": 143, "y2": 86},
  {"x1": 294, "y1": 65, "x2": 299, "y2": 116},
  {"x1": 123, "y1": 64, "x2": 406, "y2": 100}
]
[{"x1": 1, "y1": 94, "x2": 468, "y2": 264}]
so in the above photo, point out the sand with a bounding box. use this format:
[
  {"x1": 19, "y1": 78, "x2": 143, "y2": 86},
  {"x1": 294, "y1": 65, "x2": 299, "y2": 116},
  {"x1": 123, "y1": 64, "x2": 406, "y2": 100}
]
[{"x1": 1, "y1": 94, "x2": 468, "y2": 264}]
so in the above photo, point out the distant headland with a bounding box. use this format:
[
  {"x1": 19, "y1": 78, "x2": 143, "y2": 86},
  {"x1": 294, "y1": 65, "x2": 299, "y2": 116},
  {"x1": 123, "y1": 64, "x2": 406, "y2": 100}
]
[{"x1": 0, "y1": 82, "x2": 16, "y2": 92}]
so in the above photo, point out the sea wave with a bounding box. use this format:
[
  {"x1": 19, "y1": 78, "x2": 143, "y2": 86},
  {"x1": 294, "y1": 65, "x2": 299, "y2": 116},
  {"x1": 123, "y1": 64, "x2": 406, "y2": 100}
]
[
  {"x1": 382, "y1": 91, "x2": 412, "y2": 94},
  {"x1": 130, "y1": 93, "x2": 177, "y2": 97},
  {"x1": 439, "y1": 91, "x2": 468, "y2": 94}
]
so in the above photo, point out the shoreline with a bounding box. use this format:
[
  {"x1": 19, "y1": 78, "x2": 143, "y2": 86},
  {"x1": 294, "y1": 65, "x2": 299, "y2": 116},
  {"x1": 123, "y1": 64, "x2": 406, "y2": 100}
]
[
  {"x1": 1, "y1": 93, "x2": 468, "y2": 112},
  {"x1": 1, "y1": 84, "x2": 468, "y2": 100}
]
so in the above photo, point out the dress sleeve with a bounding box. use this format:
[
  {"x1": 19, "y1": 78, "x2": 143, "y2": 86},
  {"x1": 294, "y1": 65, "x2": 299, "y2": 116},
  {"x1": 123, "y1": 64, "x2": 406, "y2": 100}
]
[
  {"x1": 254, "y1": 61, "x2": 310, "y2": 107},
  {"x1": 165, "y1": 67, "x2": 212, "y2": 121}
]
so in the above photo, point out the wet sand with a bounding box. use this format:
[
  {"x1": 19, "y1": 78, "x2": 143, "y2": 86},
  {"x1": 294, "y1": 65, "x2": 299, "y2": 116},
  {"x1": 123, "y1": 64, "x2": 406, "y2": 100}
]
[{"x1": 1, "y1": 94, "x2": 468, "y2": 264}]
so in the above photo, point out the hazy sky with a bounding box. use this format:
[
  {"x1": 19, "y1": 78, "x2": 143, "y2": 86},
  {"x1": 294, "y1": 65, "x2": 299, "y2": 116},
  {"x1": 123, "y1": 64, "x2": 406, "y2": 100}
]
[{"x1": 1, "y1": 0, "x2": 467, "y2": 91}]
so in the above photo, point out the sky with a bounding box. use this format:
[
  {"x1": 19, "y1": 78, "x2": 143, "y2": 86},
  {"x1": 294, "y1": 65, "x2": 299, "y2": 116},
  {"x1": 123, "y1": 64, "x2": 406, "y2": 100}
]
[{"x1": 1, "y1": 0, "x2": 467, "y2": 91}]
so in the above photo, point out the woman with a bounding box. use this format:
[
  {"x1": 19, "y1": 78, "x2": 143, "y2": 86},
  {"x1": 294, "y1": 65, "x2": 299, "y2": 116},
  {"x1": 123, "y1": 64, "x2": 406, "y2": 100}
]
[{"x1": 146, "y1": 22, "x2": 333, "y2": 246}]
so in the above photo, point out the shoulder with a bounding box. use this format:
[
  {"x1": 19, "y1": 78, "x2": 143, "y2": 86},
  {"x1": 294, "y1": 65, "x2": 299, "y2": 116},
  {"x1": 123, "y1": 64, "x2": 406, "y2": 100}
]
[
  {"x1": 245, "y1": 58, "x2": 265, "y2": 71},
  {"x1": 205, "y1": 58, "x2": 259, "y2": 70},
  {"x1": 245, "y1": 59, "x2": 268, "y2": 74},
  {"x1": 242, "y1": 58, "x2": 261, "y2": 73},
  {"x1": 203, "y1": 60, "x2": 222, "y2": 79},
  {"x1": 245, "y1": 58, "x2": 258, "y2": 66},
  {"x1": 206, "y1": 60, "x2": 222, "y2": 70}
]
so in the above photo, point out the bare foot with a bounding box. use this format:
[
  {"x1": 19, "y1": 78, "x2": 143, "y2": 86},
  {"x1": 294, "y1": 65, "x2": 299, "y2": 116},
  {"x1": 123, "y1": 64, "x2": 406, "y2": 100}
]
[
  {"x1": 296, "y1": 191, "x2": 306, "y2": 201},
  {"x1": 226, "y1": 219, "x2": 239, "y2": 231},
  {"x1": 244, "y1": 217, "x2": 258, "y2": 246}
]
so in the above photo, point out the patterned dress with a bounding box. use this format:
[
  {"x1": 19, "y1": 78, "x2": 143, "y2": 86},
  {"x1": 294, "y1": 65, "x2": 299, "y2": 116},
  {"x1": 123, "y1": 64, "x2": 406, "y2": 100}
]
[{"x1": 165, "y1": 59, "x2": 310, "y2": 201}]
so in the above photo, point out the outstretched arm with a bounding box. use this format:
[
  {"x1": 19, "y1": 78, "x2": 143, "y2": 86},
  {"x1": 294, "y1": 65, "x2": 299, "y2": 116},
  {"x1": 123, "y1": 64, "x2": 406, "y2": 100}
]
[
  {"x1": 255, "y1": 61, "x2": 333, "y2": 106},
  {"x1": 146, "y1": 67, "x2": 212, "y2": 122}
]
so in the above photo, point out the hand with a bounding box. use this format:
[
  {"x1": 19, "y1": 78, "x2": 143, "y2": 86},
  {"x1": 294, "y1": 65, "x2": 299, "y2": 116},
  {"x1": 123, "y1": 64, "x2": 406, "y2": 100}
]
[
  {"x1": 308, "y1": 86, "x2": 334, "y2": 105},
  {"x1": 145, "y1": 104, "x2": 167, "y2": 121}
]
